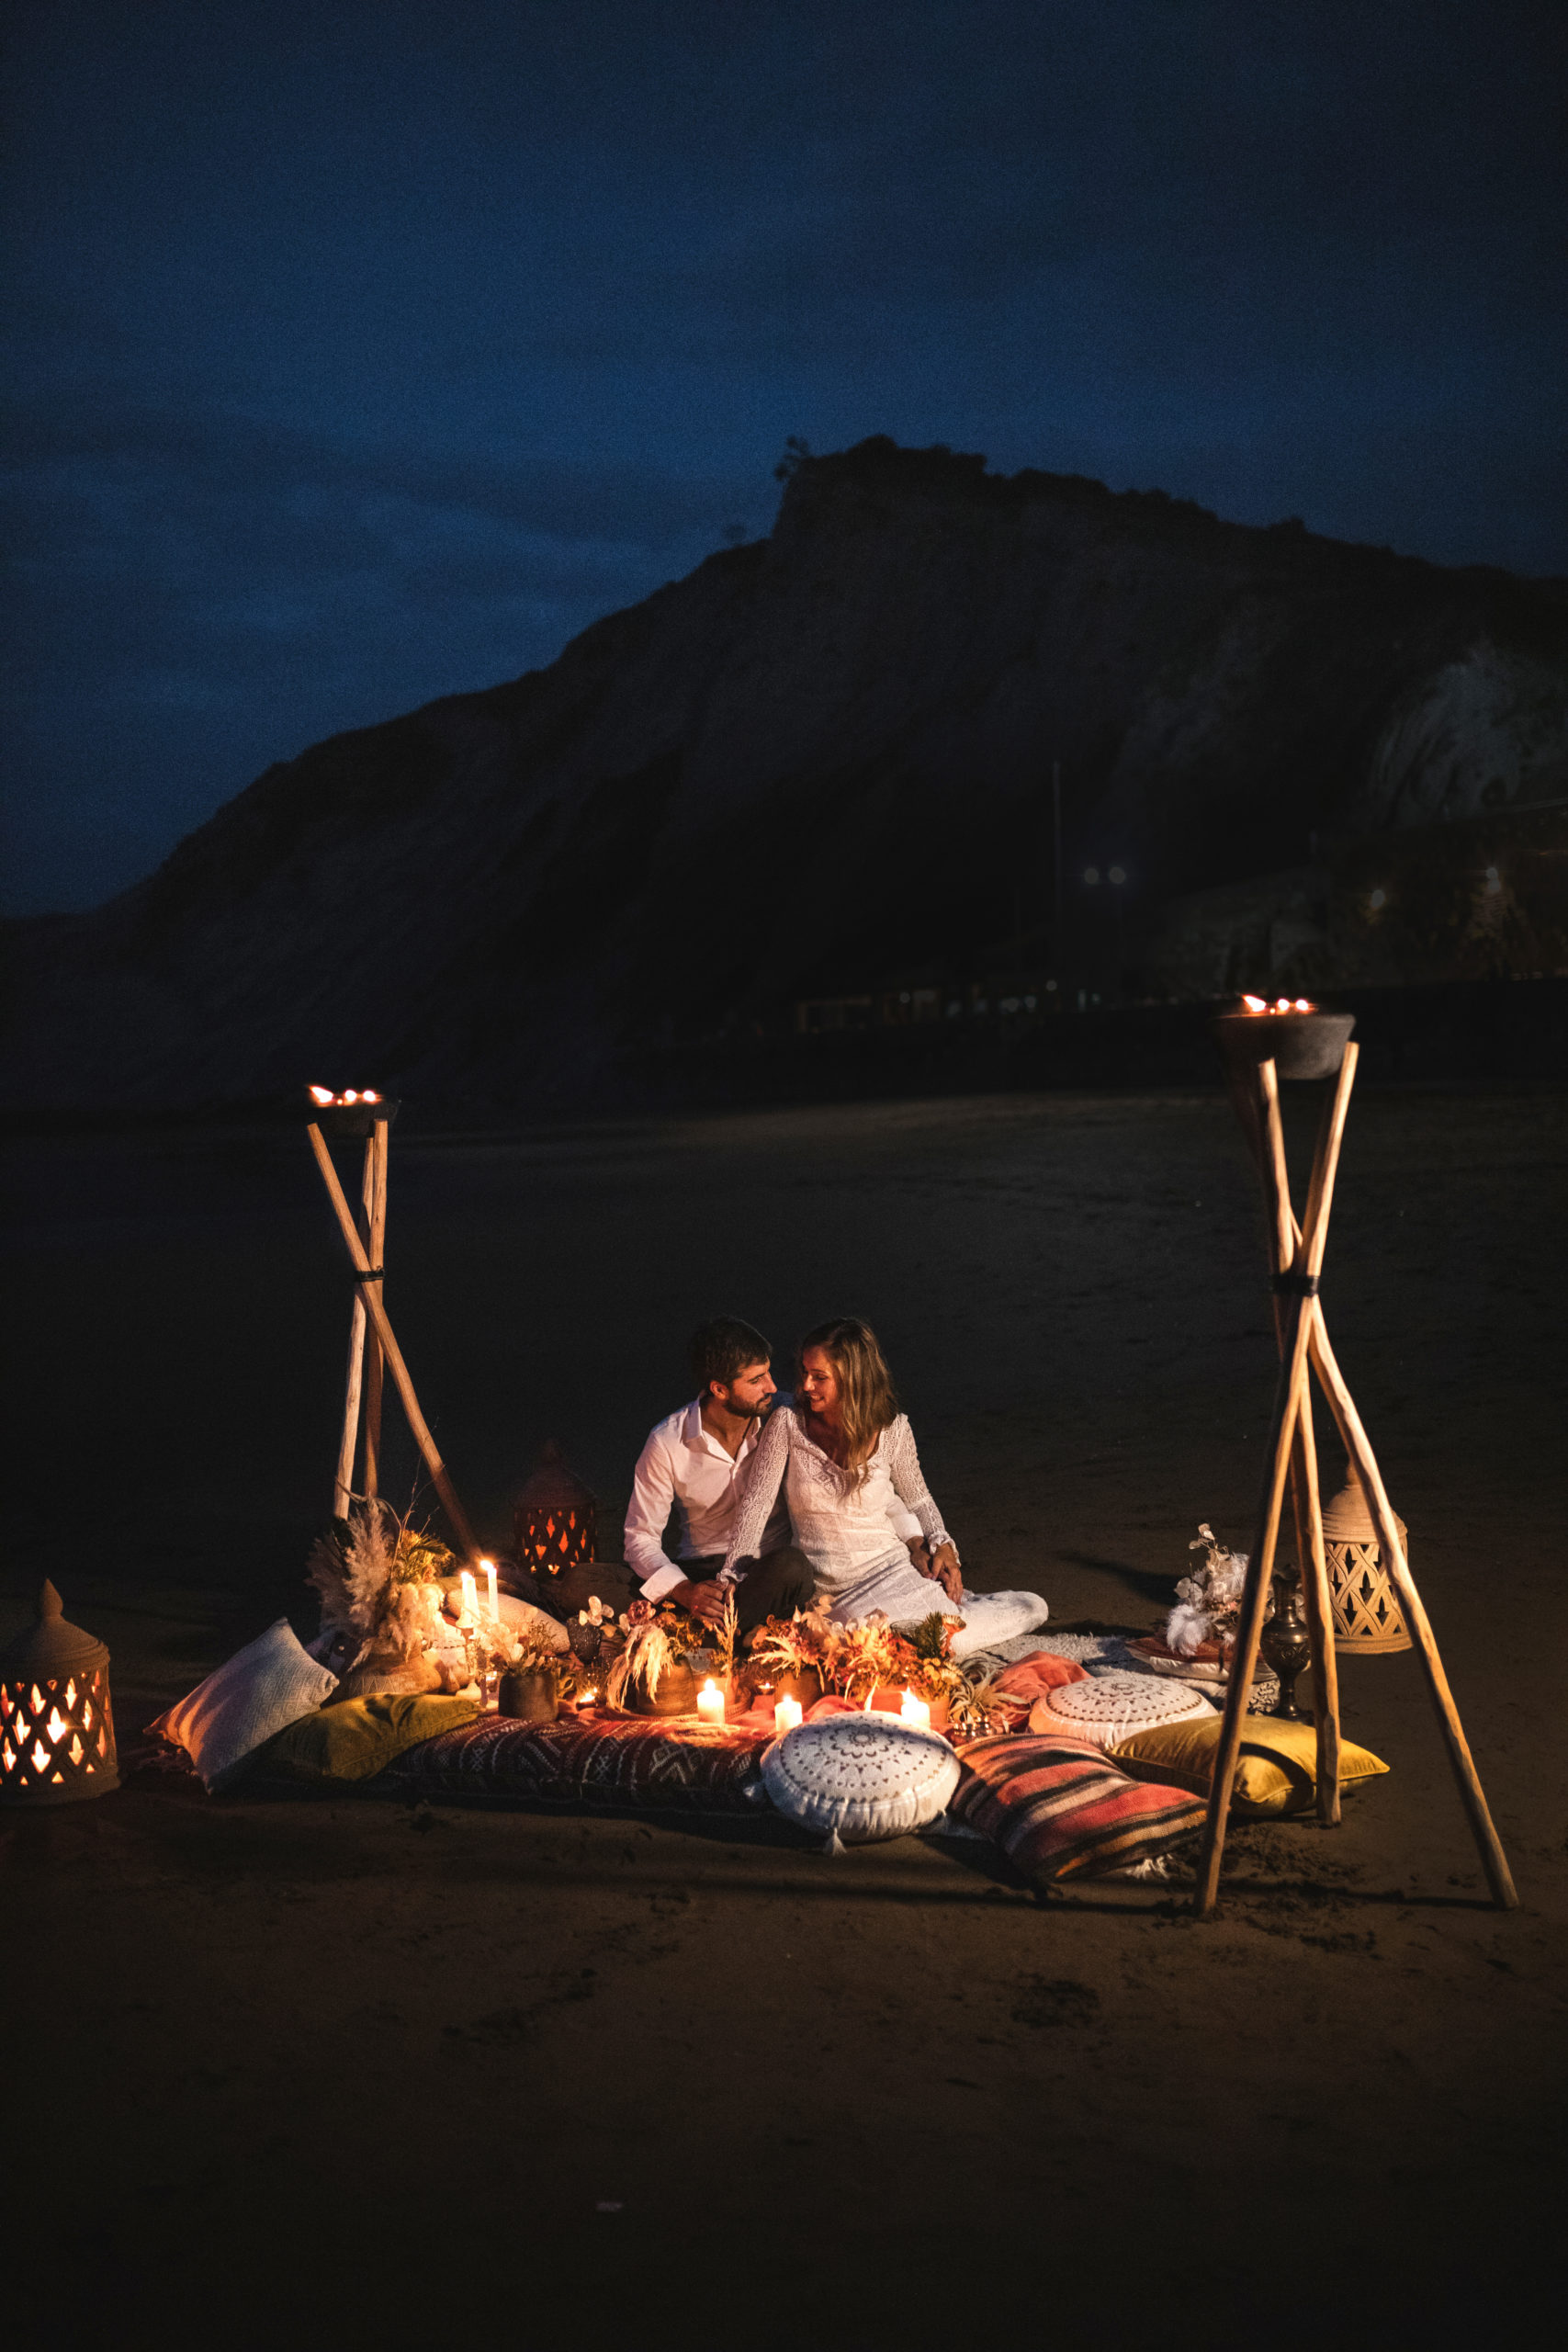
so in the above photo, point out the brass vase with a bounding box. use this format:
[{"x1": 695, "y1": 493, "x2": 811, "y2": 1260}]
[{"x1": 1258, "y1": 1570, "x2": 1314, "y2": 1719}]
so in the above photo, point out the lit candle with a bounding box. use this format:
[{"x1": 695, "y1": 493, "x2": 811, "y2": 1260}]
[
  {"x1": 481, "y1": 1557, "x2": 499, "y2": 1619},
  {"x1": 899, "y1": 1689, "x2": 931, "y2": 1731},
  {"x1": 696, "y1": 1677, "x2": 726, "y2": 1726},
  {"x1": 773, "y1": 1695, "x2": 804, "y2": 1737},
  {"x1": 458, "y1": 1569, "x2": 478, "y2": 1625}
]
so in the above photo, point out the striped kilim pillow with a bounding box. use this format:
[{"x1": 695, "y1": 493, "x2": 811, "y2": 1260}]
[
  {"x1": 950, "y1": 1730, "x2": 1208, "y2": 1881},
  {"x1": 386, "y1": 1710, "x2": 771, "y2": 1813}
]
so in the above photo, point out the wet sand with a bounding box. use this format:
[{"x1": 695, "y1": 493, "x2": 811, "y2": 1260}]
[{"x1": 5, "y1": 1086, "x2": 1565, "y2": 2347}]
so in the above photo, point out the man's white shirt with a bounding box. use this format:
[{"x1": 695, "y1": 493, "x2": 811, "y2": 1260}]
[{"x1": 624, "y1": 1396, "x2": 920, "y2": 1602}]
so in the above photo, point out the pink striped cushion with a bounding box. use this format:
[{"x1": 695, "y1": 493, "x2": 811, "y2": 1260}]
[{"x1": 951, "y1": 1729, "x2": 1207, "y2": 1881}]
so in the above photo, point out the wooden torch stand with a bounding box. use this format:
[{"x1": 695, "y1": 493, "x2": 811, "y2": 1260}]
[
  {"x1": 305, "y1": 1114, "x2": 478, "y2": 1559},
  {"x1": 1193, "y1": 1043, "x2": 1517, "y2": 1916}
]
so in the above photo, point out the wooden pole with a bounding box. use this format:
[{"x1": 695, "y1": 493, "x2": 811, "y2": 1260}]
[
  {"x1": 1205, "y1": 1039, "x2": 1517, "y2": 1912},
  {"x1": 1195, "y1": 1046, "x2": 1357, "y2": 1915},
  {"x1": 1258, "y1": 1111, "x2": 1516, "y2": 1905},
  {"x1": 306, "y1": 1123, "x2": 479, "y2": 1559},
  {"x1": 1254, "y1": 1061, "x2": 1341, "y2": 1819},
  {"x1": 361, "y1": 1117, "x2": 388, "y2": 1498},
  {"x1": 1303, "y1": 1311, "x2": 1517, "y2": 1908},
  {"x1": 330, "y1": 1136, "x2": 375, "y2": 1518}
]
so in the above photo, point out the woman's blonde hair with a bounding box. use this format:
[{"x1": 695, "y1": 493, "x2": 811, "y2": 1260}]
[{"x1": 798, "y1": 1317, "x2": 898, "y2": 1480}]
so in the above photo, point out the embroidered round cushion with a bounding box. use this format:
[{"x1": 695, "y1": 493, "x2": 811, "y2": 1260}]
[
  {"x1": 1036, "y1": 1669, "x2": 1216, "y2": 1747},
  {"x1": 761, "y1": 1716, "x2": 962, "y2": 1844}
]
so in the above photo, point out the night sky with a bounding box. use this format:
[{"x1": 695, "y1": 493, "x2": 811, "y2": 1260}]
[{"x1": 4, "y1": 0, "x2": 1563, "y2": 914}]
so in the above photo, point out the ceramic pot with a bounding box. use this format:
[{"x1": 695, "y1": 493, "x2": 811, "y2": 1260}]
[
  {"x1": 498, "y1": 1666, "x2": 558, "y2": 1724},
  {"x1": 626, "y1": 1662, "x2": 701, "y2": 1717}
]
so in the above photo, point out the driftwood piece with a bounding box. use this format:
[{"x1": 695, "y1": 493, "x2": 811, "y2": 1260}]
[{"x1": 306, "y1": 1122, "x2": 479, "y2": 1559}]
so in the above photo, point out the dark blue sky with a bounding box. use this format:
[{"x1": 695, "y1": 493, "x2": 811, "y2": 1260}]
[{"x1": 4, "y1": 0, "x2": 1563, "y2": 913}]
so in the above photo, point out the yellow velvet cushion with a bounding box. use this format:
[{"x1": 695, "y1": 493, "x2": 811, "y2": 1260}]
[
  {"x1": 1109, "y1": 1713, "x2": 1389, "y2": 1815},
  {"x1": 251, "y1": 1693, "x2": 479, "y2": 1784}
]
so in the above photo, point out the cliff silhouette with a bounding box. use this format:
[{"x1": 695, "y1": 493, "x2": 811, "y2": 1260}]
[{"x1": 5, "y1": 437, "x2": 1565, "y2": 1112}]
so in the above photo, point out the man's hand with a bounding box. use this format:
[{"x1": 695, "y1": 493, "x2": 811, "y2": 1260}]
[
  {"x1": 919, "y1": 1542, "x2": 964, "y2": 1606},
  {"x1": 668, "y1": 1577, "x2": 732, "y2": 1627}
]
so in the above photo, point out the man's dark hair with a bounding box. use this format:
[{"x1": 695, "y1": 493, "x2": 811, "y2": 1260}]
[{"x1": 688, "y1": 1317, "x2": 773, "y2": 1397}]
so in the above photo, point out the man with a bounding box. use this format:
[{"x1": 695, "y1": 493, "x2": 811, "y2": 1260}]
[{"x1": 624, "y1": 1317, "x2": 815, "y2": 1633}]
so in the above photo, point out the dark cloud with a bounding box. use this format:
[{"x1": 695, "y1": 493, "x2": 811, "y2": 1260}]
[{"x1": 3, "y1": 0, "x2": 1563, "y2": 910}]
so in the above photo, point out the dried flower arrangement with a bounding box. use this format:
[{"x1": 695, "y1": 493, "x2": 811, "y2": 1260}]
[
  {"x1": 1165, "y1": 1521, "x2": 1266, "y2": 1657},
  {"x1": 604, "y1": 1598, "x2": 712, "y2": 1710},
  {"x1": 496, "y1": 1626, "x2": 580, "y2": 1699},
  {"x1": 308, "y1": 1501, "x2": 457, "y2": 1691},
  {"x1": 749, "y1": 1606, "x2": 1003, "y2": 1726}
]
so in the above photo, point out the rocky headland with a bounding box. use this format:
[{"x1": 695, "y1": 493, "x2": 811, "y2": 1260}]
[{"x1": 5, "y1": 437, "x2": 1565, "y2": 1113}]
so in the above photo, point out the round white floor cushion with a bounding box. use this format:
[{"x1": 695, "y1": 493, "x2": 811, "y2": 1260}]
[
  {"x1": 761, "y1": 1716, "x2": 962, "y2": 1845},
  {"x1": 1040, "y1": 1669, "x2": 1216, "y2": 1747}
]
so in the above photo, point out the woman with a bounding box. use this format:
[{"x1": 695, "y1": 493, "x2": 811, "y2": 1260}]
[{"x1": 722, "y1": 1317, "x2": 1049, "y2": 1660}]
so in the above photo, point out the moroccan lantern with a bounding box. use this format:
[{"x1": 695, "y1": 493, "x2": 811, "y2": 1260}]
[
  {"x1": 0, "y1": 1580, "x2": 120, "y2": 1804},
  {"x1": 513, "y1": 1439, "x2": 597, "y2": 1577},
  {"x1": 1322, "y1": 1473, "x2": 1412, "y2": 1654}
]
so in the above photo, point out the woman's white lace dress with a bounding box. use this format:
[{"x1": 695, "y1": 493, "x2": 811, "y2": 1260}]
[{"x1": 721, "y1": 1406, "x2": 1047, "y2": 1660}]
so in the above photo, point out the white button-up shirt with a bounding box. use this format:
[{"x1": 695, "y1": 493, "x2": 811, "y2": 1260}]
[
  {"x1": 624, "y1": 1396, "x2": 922, "y2": 1602},
  {"x1": 624, "y1": 1399, "x2": 793, "y2": 1601}
]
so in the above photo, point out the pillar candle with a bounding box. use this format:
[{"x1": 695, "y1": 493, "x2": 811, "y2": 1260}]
[
  {"x1": 899, "y1": 1689, "x2": 931, "y2": 1731},
  {"x1": 773, "y1": 1695, "x2": 804, "y2": 1737},
  {"x1": 696, "y1": 1678, "x2": 726, "y2": 1726}
]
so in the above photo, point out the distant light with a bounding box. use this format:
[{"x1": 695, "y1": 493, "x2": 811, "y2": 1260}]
[
  {"x1": 1084, "y1": 865, "x2": 1100, "y2": 886},
  {"x1": 1108, "y1": 865, "x2": 1126, "y2": 886},
  {"x1": 1483, "y1": 866, "x2": 1502, "y2": 895},
  {"x1": 1044, "y1": 978, "x2": 1058, "y2": 991},
  {"x1": 899, "y1": 990, "x2": 910, "y2": 1003},
  {"x1": 1369, "y1": 888, "x2": 1387, "y2": 910}
]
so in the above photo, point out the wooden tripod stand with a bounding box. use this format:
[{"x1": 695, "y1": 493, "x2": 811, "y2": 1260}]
[
  {"x1": 1193, "y1": 1042, "x2": 1517, "y2": 1916},
  {"x1": 305, "y1": 1108, "x2": 479, "y2": 1559}
]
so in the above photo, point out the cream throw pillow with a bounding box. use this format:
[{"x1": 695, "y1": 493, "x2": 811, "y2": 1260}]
[
  {"x1": 1036, "y1": 1669, "x2": 1215, "y2": 1748},
  {"x1": 761, "y1": 1715, "x2": 961, "y2": 1847},
  {"x1": 152, "y1": 1618, "x2": 339, "y2": 1791}
]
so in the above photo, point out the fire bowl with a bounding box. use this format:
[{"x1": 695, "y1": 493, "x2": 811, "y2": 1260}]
[
  {"x1": 1211, "y1": 1010, "x2": 1355, "y2": 1082},
  {"x1": 309, "y1": 1096, "x2": 400, "y2": 1137}
]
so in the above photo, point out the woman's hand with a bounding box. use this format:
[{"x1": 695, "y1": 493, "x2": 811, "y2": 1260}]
[{"x1": 919, "y1": 1542, "x2": 964, "y2": 1606}]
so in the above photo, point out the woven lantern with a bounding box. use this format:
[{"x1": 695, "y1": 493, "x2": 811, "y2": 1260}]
[
  {"x1": 1322, "y1": 1473, "x2": 1412, "y2": 1654},
  {"x1": 1, "y1": 1580, "x2": 119, "y2": 1804},
  {"x1": 513, "y1": 1440, "x2": 597, "y2": 1577}
]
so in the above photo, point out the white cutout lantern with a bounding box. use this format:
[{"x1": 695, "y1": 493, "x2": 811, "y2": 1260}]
[{"x1": 0, "y1": 1580, "x2": 119, "y2": 1805}]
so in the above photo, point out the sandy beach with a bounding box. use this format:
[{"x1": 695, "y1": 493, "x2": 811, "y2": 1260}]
[{"x1": 6, "y1": 1083, "x2": 1565, "y2": 2346}]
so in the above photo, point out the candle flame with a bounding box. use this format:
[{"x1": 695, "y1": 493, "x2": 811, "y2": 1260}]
[
  {"x1": 1242, "y1": 995, "x2": 1268, "y2": 1012},
  {"x1": 1239, "y1": 995, "x2": 1317, "y2": 1015},
  {"x1": 309, "y1": 1084, "x2": 334, "y2": 1103},
  {"x1": 308, "y1": 1083, "x2": 385, "y2": 1106}
]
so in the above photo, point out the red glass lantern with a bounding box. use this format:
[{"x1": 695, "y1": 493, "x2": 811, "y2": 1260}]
[
  {"x1": 1, "y1": 1580, "x2": 119, "y2": 1804},
  {"x1": 513, "y1": 1440, "x2": 597, "y2": 1577}
]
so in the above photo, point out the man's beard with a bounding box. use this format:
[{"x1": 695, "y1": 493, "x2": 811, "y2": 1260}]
[{"x1": 716, "y1": 1389, "x2": 768, "y2": 1419}]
